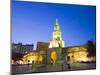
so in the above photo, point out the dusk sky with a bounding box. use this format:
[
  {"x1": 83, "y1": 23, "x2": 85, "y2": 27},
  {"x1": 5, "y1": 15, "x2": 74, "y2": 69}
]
[{"x1": 12, "y1": 0, "x2": 96, "y2": 49}]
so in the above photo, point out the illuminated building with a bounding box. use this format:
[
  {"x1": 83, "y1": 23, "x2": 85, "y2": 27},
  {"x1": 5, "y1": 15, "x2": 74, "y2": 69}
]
[
  {"x1": 36, "y1": 42, "x2": 49, "y2": 63},
  {"x1": 48, "y1": 19, "x2": 64, "y2": 64},
  {"x1": 62, "y1": 45, "x2": 93, "y2": 62},
  {"x1": 12, "y1": 20, "x2": 96, "y2": 65},
  {"x1": 49, "y1": 19, "x2": 65, "y2": 48},
  {"x1": 22, "y1": 51, "x2": 43, "y2": 64}
]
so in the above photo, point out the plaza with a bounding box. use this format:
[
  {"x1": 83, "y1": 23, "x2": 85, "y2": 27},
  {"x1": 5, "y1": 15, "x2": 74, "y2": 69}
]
[{"x1": 12, "y1": 19, "x2": 96, "y2": 74}]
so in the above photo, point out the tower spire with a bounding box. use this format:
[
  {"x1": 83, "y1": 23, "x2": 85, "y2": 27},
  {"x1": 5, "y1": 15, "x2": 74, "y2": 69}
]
[
  {"x1": 54, "y1": 19, "x2": 60, "y2": 31},
  {"x1": 56, "y1": 19, "x2": 59, "y2": 25}
]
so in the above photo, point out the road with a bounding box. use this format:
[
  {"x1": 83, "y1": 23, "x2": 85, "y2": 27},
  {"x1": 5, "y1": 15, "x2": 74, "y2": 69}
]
[{"x1": 12, "y1": 62, "x2": 96, "y2": 74}]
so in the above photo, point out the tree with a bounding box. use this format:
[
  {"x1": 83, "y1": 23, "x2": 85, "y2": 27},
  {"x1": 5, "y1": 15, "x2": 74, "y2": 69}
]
[{"x1": 86, "y1": 40, "x2": 96, "y2": 57}]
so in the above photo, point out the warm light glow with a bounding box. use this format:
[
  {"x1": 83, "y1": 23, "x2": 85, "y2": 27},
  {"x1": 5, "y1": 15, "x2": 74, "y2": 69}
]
[
  {"x1": 22, "y1": 52, "x2": 43, "y2": 64},
  {"x1": 68, "y1": 47, "x2": 90, "y2": 62},
  {"x1": 51, "y1": 51, "x2": 57, "y2": 64},
  {"x1": 49, "y1": 19, "x2": 65, "y2": 48},
  {"x1": 18, "y1": 60, "x2": 23, "y2": 64},
  {"x1": 38, "y1": 55, "x2": 43, "y2": 63}
]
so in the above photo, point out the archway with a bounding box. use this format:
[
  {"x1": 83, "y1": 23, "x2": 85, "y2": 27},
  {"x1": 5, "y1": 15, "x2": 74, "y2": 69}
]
[{"x1": 51, "y1": 50, "x2": 57, "y2": 64}]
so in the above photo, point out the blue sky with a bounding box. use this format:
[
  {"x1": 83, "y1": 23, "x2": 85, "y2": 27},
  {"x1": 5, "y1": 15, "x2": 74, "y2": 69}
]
[{"x1": 12, "y1": 1, "x2": 96, "y2": 49}]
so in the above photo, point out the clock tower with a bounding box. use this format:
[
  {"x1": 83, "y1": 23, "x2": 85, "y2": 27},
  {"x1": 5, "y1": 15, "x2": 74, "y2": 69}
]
[
  {"x1": 47, "y1": 19, "x2": 65, "y2": 64},
  {"x1": 49, "y1": 19, "x2": 65, "y2": 48}
]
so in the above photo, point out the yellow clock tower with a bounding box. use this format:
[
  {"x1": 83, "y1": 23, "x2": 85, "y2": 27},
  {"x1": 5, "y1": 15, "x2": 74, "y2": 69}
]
[{"x1": 49, "y1": 19, "x2": 65, "y2": 48}]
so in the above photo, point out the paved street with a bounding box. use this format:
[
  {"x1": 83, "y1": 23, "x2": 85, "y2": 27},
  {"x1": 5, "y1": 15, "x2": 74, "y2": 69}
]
[
  {"x1": 70, "y1": 62, "x2": 96, "y2": 70},
  {"x1": 12, "y1": 62, "x2": 96, "y2": 74}
]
